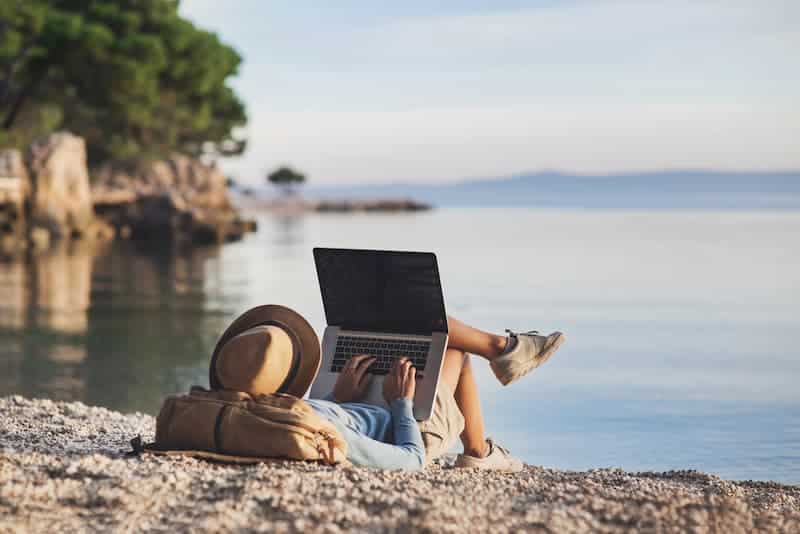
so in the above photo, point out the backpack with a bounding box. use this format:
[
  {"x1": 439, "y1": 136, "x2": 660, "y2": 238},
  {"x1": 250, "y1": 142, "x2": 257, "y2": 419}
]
[{"x1": 131, "y1": 386, "x2": 348, "y2": 465}]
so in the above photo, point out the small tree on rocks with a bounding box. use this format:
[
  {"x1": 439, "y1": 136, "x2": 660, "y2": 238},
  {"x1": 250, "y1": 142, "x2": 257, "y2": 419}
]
[{"x1": 267, "y1": 166, "x2": 305, "y2": 196}]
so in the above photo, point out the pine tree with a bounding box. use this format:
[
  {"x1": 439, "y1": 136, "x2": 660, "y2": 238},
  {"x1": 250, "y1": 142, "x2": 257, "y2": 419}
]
[{"x1": 0, "y1": 0, "x2": 246, "y2": 163}]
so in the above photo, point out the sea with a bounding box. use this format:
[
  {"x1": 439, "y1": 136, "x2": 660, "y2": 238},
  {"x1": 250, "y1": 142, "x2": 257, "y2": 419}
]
[{"x1": 1, "y1": 208, "x2": 798, "y2": 484}]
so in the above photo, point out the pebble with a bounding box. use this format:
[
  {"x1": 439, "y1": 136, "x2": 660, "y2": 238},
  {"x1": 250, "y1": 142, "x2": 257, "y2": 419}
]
[{"x1": 0, "y1": 395, "x2": 798, "y2": 533}]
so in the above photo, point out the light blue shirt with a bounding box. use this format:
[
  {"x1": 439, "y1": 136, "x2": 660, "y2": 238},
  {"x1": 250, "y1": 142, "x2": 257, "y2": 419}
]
[{"x1": 306, "y1": 396, "x2": 425, "y2": 470}]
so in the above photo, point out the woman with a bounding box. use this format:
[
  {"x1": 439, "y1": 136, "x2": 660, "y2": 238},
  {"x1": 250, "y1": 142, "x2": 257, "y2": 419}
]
[{"x1": 210, "y1": 306, "x2": 564, "y2": 471}]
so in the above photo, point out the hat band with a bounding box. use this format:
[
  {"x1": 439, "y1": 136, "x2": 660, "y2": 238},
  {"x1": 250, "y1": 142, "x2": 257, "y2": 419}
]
[{"x1": 257, "y1": 319, "x2": 301, "y2": 394}]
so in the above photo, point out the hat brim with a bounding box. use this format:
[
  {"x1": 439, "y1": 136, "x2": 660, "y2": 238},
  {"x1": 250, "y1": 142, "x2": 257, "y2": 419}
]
[{"x1": 209, "y1": 305, "x2": 320, "y2": 398}]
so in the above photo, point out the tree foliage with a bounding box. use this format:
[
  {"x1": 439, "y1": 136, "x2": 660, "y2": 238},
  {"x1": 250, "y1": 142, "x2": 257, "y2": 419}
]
[
  {"x1": 0, "y1": 0, "x2": 246, "y2": 164},
  {"x1": 267, "y1": 166, "x2": 306, "y2": 195}
]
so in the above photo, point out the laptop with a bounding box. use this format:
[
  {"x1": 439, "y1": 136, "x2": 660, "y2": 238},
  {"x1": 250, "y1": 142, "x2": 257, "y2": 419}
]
[{"x1": 309, "y1": 248, "x2": 449, "y2": 420}]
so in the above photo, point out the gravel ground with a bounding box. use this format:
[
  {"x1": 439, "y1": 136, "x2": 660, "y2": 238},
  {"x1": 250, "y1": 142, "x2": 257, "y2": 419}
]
[{"x1": 1, "y1": 395, "x2": 798, "y2": 533}]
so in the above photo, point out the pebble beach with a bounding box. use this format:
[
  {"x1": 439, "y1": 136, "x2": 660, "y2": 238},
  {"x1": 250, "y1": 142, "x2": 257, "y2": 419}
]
[{"x1": 1, "y1": 395, "x2": 798, "y2": 533}]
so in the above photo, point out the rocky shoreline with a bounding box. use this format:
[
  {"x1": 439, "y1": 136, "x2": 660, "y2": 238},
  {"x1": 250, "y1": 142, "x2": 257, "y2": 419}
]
[
  {"x1": 233, "y1": 195, "x2": 432, "y2": 214},
  {"x1": 1, "y1": 396, "x2": 797, "y2": 532},
  {"x1": 0, "y1": 132, "x2": 256, "y2": 256}
]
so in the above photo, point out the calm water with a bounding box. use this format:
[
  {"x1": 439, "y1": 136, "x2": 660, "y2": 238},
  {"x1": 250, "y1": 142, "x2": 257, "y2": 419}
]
[{"x1": 1, "y1": 208, "x2": 798, "y2": 483}]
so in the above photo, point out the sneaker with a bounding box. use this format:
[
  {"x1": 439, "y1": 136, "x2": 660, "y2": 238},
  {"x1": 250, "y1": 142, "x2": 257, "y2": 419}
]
[
  {"x1": 490, "y1": 329, "x2": 565, "y2": 386},
  {"x1": 454, "y1": 438, "x2": 523, "y2": 472}
]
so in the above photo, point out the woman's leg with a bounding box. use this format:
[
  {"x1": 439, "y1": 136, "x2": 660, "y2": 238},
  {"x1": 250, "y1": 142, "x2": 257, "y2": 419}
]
[
  {"x1": 453, "y1": 355, "x2": 488, "y2": 457},
  {"x1": 446, "y1": 316, "x2": 507, "y2": 360},
  {"x1": 438, "y1": 348, "x2": 488, "y2": 458}
]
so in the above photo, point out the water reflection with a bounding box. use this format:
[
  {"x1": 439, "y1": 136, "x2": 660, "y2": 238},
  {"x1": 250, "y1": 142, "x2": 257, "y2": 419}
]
[
  {"x1": 0, "y1": 239, "x2": 225, "y2": 413},
  {"x1": 0, "y1": 259, "x2": 26, "y2": 330},
  {"x1": 1, "y1": 242, "x2": 93, "y2": 406},
  {"x1": 272, "y1": 213, "x2": 304, "y2": 247},
  {"x1": 0, "y1": 240, "x2": 96, "y2": 334}
]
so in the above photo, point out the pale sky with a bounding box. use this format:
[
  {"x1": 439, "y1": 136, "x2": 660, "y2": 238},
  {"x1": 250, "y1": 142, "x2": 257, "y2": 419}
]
[{"x1": 180, "y1": 0, "x2": 799, "y2": 185}]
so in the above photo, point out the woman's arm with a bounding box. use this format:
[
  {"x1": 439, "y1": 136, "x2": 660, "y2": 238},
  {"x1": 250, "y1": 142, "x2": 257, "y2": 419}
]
[
  {"x1": 342, "y1": 397, "x2": 425, "y2": 470},
  {"x1": 321, "y1": 356, "x2": 425, "y2": 469}
]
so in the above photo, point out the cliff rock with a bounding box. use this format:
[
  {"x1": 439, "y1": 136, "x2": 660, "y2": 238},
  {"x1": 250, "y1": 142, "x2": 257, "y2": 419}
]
[
  {"x1": 0, "y1": 149, "x2": 29, "y2": 239},
  {"x1": 26, "y1": 132, "x2": 94, "y2": 237},
  {"x1": 92, "y1": 155, "x2": 248, "y2": 244},
  {"x1": 94, "y1": 154, "x2": 231, "y2": 209},
  {"x1": 0, "y1": 148, "x2": 30, "y2": 198}
]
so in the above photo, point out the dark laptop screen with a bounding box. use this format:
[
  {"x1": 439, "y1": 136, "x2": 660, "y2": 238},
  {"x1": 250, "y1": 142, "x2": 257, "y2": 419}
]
[{"x1": 313, "y1": 248, "x2": 448, "y2": 335}]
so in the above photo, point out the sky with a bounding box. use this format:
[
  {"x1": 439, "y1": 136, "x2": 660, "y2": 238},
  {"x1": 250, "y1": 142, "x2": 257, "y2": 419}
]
[{"x1": 180, "y1": 0, "x2": 799, "y2": 185}]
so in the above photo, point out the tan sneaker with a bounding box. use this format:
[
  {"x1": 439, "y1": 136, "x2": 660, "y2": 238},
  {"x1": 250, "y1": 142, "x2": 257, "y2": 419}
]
[
  {"x1": 490, "y1": 329, "x2": 565, "y2": 386},
  {"x1": 454, "y1": 438, "x2": 523, "y2": 472}
]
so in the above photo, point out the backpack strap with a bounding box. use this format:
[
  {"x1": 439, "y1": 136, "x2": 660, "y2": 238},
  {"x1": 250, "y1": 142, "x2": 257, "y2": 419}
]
[
  {"x1": 213, "y1": 405, "x2": 231, "y2": 454},
  {"x1": 128, "y1": 435, "x2": 153, "y2": 456},
  {"x1": 314, "y1": 432, "x2": 339, "y2": 465}
]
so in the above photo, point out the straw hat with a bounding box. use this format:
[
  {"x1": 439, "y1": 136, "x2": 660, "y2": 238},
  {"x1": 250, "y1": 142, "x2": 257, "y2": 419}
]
[{"x1": 209, "y1": 305, "x2": 320, "y2": 398}]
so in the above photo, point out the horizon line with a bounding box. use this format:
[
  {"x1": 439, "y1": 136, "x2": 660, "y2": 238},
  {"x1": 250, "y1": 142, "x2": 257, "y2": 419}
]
[{"x1": 291, "y1": 167, "x2": 800, "y2": 189}]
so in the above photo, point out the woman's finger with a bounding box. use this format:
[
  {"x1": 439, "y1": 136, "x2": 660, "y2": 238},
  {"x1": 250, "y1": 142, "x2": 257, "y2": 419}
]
[
  {"x1": 357, "y1": 368, "x2": 374, "y2": 389},
  {"x1": 347, "y1": 354, "x2": 367, "y2": 372},
  {"x1": 355, "y1": 355, "x2": 374, "y2": 370},
  {"x1": 405, "y1": 361, "x2": 415, "y2": 379},
  {"x1": 390, "y1": 357, "x2": 402, "y2": 373},
  {"x1": 354, "y1": 357, "x2": 376, "y2": 382}
]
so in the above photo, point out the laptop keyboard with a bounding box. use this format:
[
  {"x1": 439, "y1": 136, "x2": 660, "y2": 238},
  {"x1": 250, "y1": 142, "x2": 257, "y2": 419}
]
[{"x1": 331, "y1": 335, "x2": 431, "y2": 375}]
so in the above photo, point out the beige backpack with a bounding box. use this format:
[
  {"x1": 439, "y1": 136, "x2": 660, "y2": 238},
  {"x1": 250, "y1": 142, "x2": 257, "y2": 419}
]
[{"x1": 132, "y1": 386, "x2": 347, "y2": 465}]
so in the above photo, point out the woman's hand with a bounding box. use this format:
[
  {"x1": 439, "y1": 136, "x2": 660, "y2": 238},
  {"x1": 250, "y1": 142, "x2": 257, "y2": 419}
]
[
  {"x1": 382, "y1": 357, "x2": 416, "y2": 404},
  {"x1": 332, "y1": 355, "x2": 376, "y2": 403}
]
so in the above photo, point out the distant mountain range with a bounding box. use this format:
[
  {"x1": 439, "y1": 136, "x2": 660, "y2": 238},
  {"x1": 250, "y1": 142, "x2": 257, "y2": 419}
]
[{"x1": 305, "y1": 170, "x2": 800, "y2": 209}]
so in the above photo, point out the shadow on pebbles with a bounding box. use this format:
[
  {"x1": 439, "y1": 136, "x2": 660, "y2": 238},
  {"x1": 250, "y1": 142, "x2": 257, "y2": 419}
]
[{"x1": 1, "y1": 396, "x2": 798, "y2": 533}]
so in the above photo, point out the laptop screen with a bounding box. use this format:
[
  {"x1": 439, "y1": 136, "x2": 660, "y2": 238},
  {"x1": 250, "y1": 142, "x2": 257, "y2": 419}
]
[{"x1": 314, "y1": 248, "x2": 448, "y2": 335}]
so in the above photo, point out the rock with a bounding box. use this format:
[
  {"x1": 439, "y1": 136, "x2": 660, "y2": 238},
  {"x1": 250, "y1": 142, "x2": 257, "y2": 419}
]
[
  {"x1": 236, "y1": 196, "x2": 432, "y2": 213},
  {"x1": 2, "y1": 135, "x2": 250, "y2": 249},
  {"x1": 29, "y1": 226, "x2": 51, "y2": 251},
  {"x1": 0, "y1": 198, "x2": 23, "y2": 235},
  {"x1": 93, "y1": 155, "x2": 231, "y2": 211},
  {"x1": 120, "y1": 192, "x2": 242, "y2": 245},
  {"x1": 227, "y1": 217, "x2": 257, "y2": 238},
  {"x1": 27, "y1": 132, "x2": 94, "y2": 238},
  {"x1": 0, "y1": 233, "x2": 19, "y2": 256},
  {"x1": 0, "y1": 148, "x2": 30, "y2": 198},
  {"x1": 241, "y1": 218, "x2": 258, "y2": 232},
  {"x1": 0, "y1": 149, "x2": 29, "y2": 240},
  {"x1": 85, "y1": 219, "x2": 115, "y2": 241},
  {"x1": 91, "y1": 155, "x2": 249, "y2": 245},
  {"x1": 127, "y1": 193, "x2": 189, "y2": 240},
  {"x1": 311, "y1": 198, "x2": 432, "y2": 212}
]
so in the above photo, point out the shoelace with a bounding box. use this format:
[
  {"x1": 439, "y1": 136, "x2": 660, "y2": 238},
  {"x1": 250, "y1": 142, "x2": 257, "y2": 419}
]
[{"x1": 505, "y1": 328, "x2": 539, "y2": 338}]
